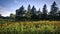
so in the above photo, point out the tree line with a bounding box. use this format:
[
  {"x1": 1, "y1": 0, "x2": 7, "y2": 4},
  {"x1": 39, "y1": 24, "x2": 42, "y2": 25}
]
[{"x1": 0, "y1": 1, "x2": 60, "y2": 21}]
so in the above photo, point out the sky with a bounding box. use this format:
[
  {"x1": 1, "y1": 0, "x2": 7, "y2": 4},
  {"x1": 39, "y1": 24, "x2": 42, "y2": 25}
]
[{"x1": 0, "y1": 0, "x2": 60, "y2": 16}]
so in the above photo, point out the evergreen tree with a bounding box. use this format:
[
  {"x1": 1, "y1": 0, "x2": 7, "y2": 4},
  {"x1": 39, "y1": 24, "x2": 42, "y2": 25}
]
[
  {"x1": 31, "y1": 5, "x2": 36, "y2": 14},
  {"x1": 27, "y1": 4, "x2": 31, "y2": 20},
  {"x1": 42, "y1": 4, "x2": 47, "y2": 19},
  {"x1": 16, "y1": 5, "x2": 25, "y2": 16},
  {"x1": 15, "y1": 2, "x2": 60, "y2": 21},
  {"x1": 49, "y1": 1, "x2": 58, "y2": 20},
  {"x1": 50, "y1": 1, "x2": 58, "y2": 15},
  {"x1": 19, "y1": 5, "x2": 25, "y2": 15},
  {"x1": 31, "y1": 5, "x2": 37, "y2": 20},
  {"x1": 16, "y1": 5, "x2": 26, "y2": 21},
  {"x1": 38, "y1": 8, "x2": 42, "y2": 19},
  {"x1": 36, "y1": 8, "x2": 42, "y2": 20}
]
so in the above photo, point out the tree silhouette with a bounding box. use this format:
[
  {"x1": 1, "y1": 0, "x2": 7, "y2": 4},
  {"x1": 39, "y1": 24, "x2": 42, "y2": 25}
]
[
  {"x1": 15, "y1": 1, "x2": 60, "y2": 21},
  {"x1": 26, "y1": 4, "x2": 31, "y2": 20},
  {"x1": 31, "y1": 5, "x2": 37, "y2": 20},
  {"x1": 36, "y1": 8, "x2": 42, "y2": 20},
  {"x1": 16, "y1": 5, "x2": 27, "y2": 21},
  {"x1": 49, "y1": 1, "x2": 58, "y2": 20},
  {"x1": 42, "y1": 4, "x2": 47, "y2": 20}
]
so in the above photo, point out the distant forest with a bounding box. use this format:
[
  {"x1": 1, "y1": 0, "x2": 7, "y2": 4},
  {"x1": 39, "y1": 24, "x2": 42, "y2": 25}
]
[{"x1": 0, "y1": 1, "x2": 60, "y2": 21}]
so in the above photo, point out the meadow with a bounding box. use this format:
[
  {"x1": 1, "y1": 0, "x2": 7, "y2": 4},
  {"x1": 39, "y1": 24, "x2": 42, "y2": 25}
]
[{"x1": 0, "y1": 19, "x2": 60, "y2": 34}]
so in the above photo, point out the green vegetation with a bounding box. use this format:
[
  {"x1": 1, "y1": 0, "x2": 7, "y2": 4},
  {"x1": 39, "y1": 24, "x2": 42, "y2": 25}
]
[
  {"x1": 0, "y1": 1, "x2": 60, "y2": 34},
  {"x1": 0, "y1": 20, "x2": 60, "y2": 34}
]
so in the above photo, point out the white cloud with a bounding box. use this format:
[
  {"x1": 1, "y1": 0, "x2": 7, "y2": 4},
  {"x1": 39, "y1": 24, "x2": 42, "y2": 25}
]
[{"x1": 0, "y1": 6, "x2": 11, "y2": 16}]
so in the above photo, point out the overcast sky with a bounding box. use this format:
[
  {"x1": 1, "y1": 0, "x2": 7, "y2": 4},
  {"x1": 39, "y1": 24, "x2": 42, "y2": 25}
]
[{"x1": 0, "y1": 0, "x2": 60, "y2": 16}]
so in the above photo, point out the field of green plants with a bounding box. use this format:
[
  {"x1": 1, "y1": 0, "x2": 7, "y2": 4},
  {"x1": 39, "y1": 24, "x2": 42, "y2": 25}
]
[{"x1": 0, "y1": 20, "x2": 60, "y2": 34}]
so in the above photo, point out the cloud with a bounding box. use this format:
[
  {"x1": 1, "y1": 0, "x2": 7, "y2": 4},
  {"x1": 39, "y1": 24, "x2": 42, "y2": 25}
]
[
  {"x1": 0, "y1": 6, "x2": 11, "y2": 16},
  {"x1": 14, "y1": 0, "x2": 19, "y2": 3}
]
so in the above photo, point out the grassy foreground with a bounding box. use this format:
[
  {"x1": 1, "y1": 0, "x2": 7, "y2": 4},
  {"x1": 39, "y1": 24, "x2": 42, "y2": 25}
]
[{"x1": 0, "y1": 20, "x2": 60, "y2": 34}]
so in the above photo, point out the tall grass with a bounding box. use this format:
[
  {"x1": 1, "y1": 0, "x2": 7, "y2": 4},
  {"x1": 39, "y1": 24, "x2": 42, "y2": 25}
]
[{"x1": 0, "y1": 20, "x2": 60, "y2": 34}]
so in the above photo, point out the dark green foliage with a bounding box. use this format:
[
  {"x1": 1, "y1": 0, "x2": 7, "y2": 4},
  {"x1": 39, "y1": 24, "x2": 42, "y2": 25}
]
[
  {"x1": 42, "y1": 4, "x2": 47, "y2": 20},
  {"x1": 14, "y1": 1, "x2": 60, "y2": 21},
  {"x1": 49, "y1": 1, "x2": 58, "y2": 20},
  {"x1": 31, "y1": 6, "x2": 39, "y2": 20},
  {"x1": 50, "y1": 1, "x2": 58, "y2": 14},
  {"x1": 10, "y1": 13, "x2": 15, "y2": 19},
  {"x1": 15, "y1": 5, "x2": 27, "y2": 21},
  {"x1": 0, "y1": 1, "x2": 60, "y2": 21},
  {"x1": 26, "y1": 4, "x2": 31, "y2": 20}
]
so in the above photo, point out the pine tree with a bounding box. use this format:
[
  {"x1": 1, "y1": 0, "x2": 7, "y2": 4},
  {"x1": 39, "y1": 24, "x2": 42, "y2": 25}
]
[
  {"x1": 49, "y1": 1, "x2": 58, "y2": 20},
  {"x1": 50, "y1": 1, "x2": 58, "y2": 16},
  {"x1": 31, "y1": 5, "x2": 36, "y2": 14},
  {"x1": 16, "y1": 5, "x2": 26, "y2": 20},
  {"x1": 38, "y1": 8, "x2": 42, "y2": 19},
  {"x1": 31, "y1": 5, "x2": 37, "y2": 20},
  {"x1": 43, "y1": 4, "x2": 47, "y2": 15},
  {"x1": 27, "y1": 4, "x2": 31, "y2": 20},
  {"x1": 16, "y1": 5, "x2": 25, "y2": 16},
  {"x1": 19, "y1": 5, "x2": 25, "y2": 15},
  {"x1": 42, "y1": 4, "x2": 47, "y2": 19},
  {"x1": 36, "y1": 8, "x2": 42, "y2": 20}
]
